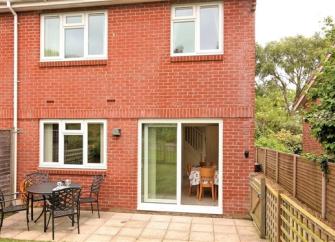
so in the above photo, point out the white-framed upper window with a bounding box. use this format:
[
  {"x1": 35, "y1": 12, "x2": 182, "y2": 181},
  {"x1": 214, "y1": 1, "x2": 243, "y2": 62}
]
[
  {"x1": 39, "y1": 119, "x2": 107, "y2": 169},
  {"x1": 171, "y1": 3, "x2": 223, "y2": 56},
  {"x1": 40, "y1": 11, "x2": 108, "y2": 61}
]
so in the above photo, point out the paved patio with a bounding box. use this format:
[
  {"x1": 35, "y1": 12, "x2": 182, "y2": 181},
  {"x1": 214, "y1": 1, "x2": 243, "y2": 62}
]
[{"x1": 0, "y1": 210, "x2": 266, "y2": 242}]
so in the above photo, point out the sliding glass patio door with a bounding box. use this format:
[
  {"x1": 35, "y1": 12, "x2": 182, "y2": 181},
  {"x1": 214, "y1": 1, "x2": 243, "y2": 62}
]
[
  {"x1": 139, "y1": 119, "x2": 223, "y2": 214},
  {"x1": 142, "y1": 124, "x2": 177, "y2": 203}
]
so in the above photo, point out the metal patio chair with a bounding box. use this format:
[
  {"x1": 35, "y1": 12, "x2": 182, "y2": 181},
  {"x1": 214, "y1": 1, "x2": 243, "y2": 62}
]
[
  {"x1": 0, "y1": 189, "x2": 29, "y2": 232},
  {"x1": 46, "y1": 187, "x2": 81, "y2": 240},
  {"x1": 25, "y1": 172, "x2": 49, "y2": 221},
  {"x1": 80, "y1": 175, "x2": 104, "y2": 218}
]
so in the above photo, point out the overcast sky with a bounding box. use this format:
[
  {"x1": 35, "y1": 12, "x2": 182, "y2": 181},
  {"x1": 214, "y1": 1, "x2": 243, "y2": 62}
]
[{"x1": 256, "y1": 0, "x2": 335, "y2": 45}]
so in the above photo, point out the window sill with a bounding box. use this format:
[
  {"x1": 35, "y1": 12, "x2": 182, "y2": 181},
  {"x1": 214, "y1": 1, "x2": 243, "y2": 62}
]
[
  {"x1": 39, "y1": 59, "x2": 108, "y2": 68},
  {"x1": 170, "y1": 54, "x2": 224, "y2": 62},
  {"x1": 38, "y1": 168, "x2": 107, "y2": 176}
]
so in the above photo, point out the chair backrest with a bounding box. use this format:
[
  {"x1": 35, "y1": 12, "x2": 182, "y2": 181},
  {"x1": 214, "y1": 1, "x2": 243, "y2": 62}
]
[
  {"x1": 19, "y1": 179, "x2": 30, "y2": 203},
  {"x1": 50, "y1": 187, "x2": 81, "y2": 211},
  {"x1": 0, "y1": 189, "x2": 4, "y2": 210},
  {"x1": 209, "y1": 162, "x2": 217, "y2": 169},
  {"x1": 90, "y1": 175, "x2": 104, "y2": 195},
  {"x1": 25, "y1": 172, "x2": 49, "y2": 187},
  {"x1": 186, "y1": 163, "x2": 192, "y2": 176},
  {"x1": 199, "y1": 161, "x2": 206, "y2": 167},
  {"x1": 200, "y1": 167, "x2": 215, "y2": 185}
]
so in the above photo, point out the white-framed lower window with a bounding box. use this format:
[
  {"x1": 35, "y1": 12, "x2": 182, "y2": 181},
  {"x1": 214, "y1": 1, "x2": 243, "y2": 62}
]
[
  {"x1": 40, "y1": 11, "x2": 108, "y2": 61},
  {"x1": 39, "y1": 119, "x2": 107, "y2": 169},
  {"x1": 171, "y1": 2, "x2": 223, "y2": 56}
]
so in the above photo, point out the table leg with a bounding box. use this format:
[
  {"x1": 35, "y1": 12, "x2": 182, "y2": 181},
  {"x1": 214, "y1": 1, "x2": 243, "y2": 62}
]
[
  {"x1": 30, "y1": 194, "x2": 34, "y2": 221},
  {"x1": 27, "y1": 193, "x2": 30, "y2": 222},
  {"x1": 43, "y1": 196, "x2": 46, "y2": 232},
  {"x1": 196, "y1": 185, "x2": 199, "y2": 199},
  {"x1": 34, "y1": 208, "x2": 44, "y2": 223}
]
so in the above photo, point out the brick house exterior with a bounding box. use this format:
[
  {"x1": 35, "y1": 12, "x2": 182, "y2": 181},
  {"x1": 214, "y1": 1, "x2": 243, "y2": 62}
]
[
  {"x1": 302, "y1": 122, "x2": 323, "y2": 155},
  {"x1": 293, "y1": 54, "x2": 332, "y2": 156},
  {"x1": 0, "y1": 0, "x2": 256, "y2": 216}
]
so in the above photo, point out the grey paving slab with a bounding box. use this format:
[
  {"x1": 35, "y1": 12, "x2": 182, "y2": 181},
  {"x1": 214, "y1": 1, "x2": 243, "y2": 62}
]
[{"x1": 0, "y1": 210, "x2": 265, "y2": 242}]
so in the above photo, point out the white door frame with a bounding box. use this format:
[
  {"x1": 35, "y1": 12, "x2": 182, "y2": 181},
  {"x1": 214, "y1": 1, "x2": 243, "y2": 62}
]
[{"x1": 137, "y1": 119, "x2": 223, "y2": 214}]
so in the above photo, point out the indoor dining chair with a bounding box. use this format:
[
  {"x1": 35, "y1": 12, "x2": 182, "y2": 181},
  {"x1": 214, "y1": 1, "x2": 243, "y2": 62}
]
[{"x1": 198, "y1": 167, "x2": 215, "y2": 200}]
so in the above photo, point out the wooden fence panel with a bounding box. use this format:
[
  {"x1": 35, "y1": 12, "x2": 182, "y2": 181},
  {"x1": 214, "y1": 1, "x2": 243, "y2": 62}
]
[
  {"x1": 251, "y1": 174, "x2": 335, "y2": 241},
  {"x1": 266, "y1": 150, "x2": 277, "y2": 181},
  {"x1": 327, "y1": 164, "x2": 335, "y2": 224},
  {"x1": 256, "y1": 147, "x2": 335, "y2": 225},
  {"x1": 277, "y1": 152, "x2": 293, "y2": 194},
  {"x1": 249, "y1": 175, "x2": 266, "y2": 238},
  {"x1": 0, "y1": 130, "x2": 11, "y2": 195},
  {"x1": 257, "y1": 148, "x2": 265, "y2": 169},
  {"x1": 296, "y1": 157, "x2": 322, "y2": 214}
]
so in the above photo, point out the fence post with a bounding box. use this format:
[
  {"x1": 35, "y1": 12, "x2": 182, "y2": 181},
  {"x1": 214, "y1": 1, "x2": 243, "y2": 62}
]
[
  {"x1": 260, "y1": 177, "x2": 266, "y2": 238},
  {"x1": 276, "y1": 151, "x2": 279, "y2": 183},
  {"x1": 293, "y1": 155, "x2": 297, "y2": 197},
  {"x1": 277, "y1": 190, "x2": 282, "y2": 242},
  {"x1": 264, "y1": 149, "x2": 267, "y2": 176},
  {"x1": 321, "y1": 174, "x2": 327, "y2": 219}
]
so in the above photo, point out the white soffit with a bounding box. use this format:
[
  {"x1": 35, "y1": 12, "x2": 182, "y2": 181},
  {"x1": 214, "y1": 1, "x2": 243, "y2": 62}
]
[{"x1": 0, "y1": 0, "x2": 166, "y2": 13}]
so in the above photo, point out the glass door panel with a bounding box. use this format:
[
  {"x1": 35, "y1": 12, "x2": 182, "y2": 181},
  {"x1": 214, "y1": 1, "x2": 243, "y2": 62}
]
[{"x1": 142, "y1": 124, "x2": 177, "y2": 203}]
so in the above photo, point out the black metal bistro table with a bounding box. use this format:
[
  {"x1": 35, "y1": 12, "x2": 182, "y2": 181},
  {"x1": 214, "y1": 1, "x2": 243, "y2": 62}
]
[{"x1": 26, "y1": 182, "x2": 81, "y2": 232}]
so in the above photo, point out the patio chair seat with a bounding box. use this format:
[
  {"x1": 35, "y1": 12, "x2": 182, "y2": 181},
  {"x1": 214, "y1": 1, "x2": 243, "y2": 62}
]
[
  {"x1": 53, "y1": 208, "x2": 76, "y2": 218},
  {"x1": 80, "y1": 197, "x2": 96, "y2": 203},
  {"x1": 3, "y1": 204, "x2": 27, "y2": 213},
  {"x1": 0, "y1": 190, "x2": 29, "y2": 232}
]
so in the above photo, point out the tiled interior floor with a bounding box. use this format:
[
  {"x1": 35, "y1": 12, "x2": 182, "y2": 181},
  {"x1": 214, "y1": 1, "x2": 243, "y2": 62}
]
[{"x1": 0, "y1": 210, "x2": 266, "y2": 242}]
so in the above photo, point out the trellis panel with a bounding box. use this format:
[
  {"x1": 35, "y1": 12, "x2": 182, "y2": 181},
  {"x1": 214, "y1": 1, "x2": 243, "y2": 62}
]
[
  {"x1": 280, "y1": 194, "x2": 335, "y2": 242},
  {"x1": 265, "y1": 185, "x2": 279, "y2": 242}
]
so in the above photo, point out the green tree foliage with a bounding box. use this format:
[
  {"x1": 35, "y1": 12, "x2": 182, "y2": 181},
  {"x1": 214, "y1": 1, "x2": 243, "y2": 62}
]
[
  {"x1": 257, "y1": 35, "x2": 327, "y2": 113},
  {"x1": 305, "y1": 18, "x2": 335, "y2": 159},
  {"x1": 256, "y1": 81, "x2": 302, "y2": 153}
]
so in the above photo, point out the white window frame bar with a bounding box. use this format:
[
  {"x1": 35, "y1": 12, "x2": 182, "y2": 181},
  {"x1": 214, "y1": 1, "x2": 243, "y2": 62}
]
[
  {"x1": 173, "y1": 6, "x2": 196, "y2": 20},
  {"x1": 137, "y1": 119, "x2": 223, "y2": 215},
  {"x1": 39, "y1": 119, "x2": 107, "y2": 169},
  {"x1": 40, "y1": 10, "x2": 108, "y2": 62},
  {"x1": 64, "y1": 121, "x2": 83, "y2": 132},
  {"x1": 170, "y1": 2, "x2": 224, "y2": 57},
  {"x1": 64, "y1": 14, "x2": 84, "y2": 26}
]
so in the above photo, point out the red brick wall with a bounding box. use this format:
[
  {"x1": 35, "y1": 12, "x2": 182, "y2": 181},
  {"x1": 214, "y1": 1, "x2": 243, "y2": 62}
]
[
  {"x1": 0, "y1": 0, "x2": 255, "y2": 216},
  {"x1": 0, "y1": 14, "x2": 14, "y2": 129},
  {"x1": 302, "y1": 122, "x2": 323, "y2": 155}
]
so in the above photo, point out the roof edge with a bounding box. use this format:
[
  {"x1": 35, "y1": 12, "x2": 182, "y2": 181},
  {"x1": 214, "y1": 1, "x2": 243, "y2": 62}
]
[
  {"x1": 0, "y1": 0, "x2": 166, "y2": 13},
  {"x1": 292, "y1": 52, "x2": 332, "y2": 111}
]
